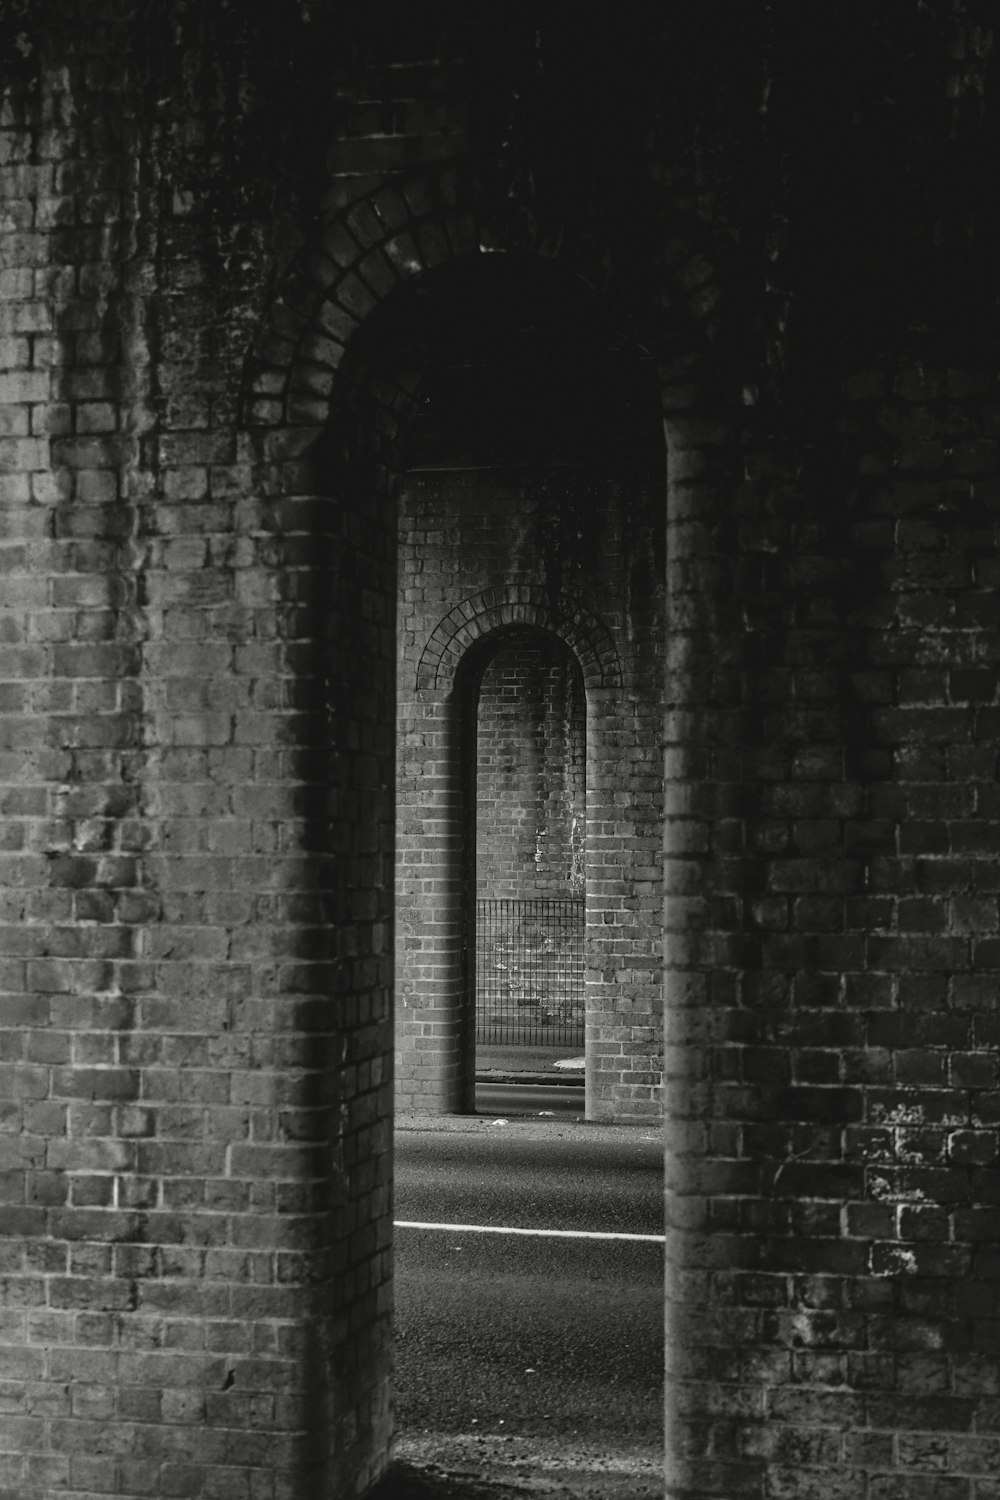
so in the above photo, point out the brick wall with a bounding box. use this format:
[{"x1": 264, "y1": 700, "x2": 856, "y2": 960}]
[
  {"x1": 0, "y1": 7, "x2": 393, "y2": 1497},
  {"x1": 663, "y1": 364, "x2": 1000, "y2": 1500},
  {"x1": 655, "y1": 8, "x2": 1000, "y2": 1495},
  {"x1": 475, "y1": 634, "x2": 585, "y2": 901}
]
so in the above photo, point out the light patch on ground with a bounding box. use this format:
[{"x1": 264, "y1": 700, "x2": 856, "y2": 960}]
[{"x1": 388, "y1": 1432, "x2": 663, "y2": 1498}]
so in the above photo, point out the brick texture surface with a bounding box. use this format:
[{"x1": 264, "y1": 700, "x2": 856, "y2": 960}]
[
  {"x1": 0, "y1": 3, "x2": 997, "y2": 1498},
  {"x1": 476, "y1": 636, "x2": 586, "y2": 901},
  {"x1": 0, "y1": 6, "x2": 395, "y2": 1498}
]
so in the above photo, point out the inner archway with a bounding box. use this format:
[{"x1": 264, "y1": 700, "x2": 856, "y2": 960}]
[
  {"x1": 473, "y1": 628, "x2": 586, "y2": 1075},
  {"x1": 387, "y1": 254, "x2": 666, "y2": 1119}
]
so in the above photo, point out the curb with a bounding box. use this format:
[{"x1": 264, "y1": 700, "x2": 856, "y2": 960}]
[
  {"x1": 475, "y1": 1071, "x2": 584, "y2": 1088},
  {"x1": 395, "y1": 1113, "x2": 661, "y2": 1140}
]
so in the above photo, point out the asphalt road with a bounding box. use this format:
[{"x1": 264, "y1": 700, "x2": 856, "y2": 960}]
[{"x1": 391, "y1": 1118, "x2": 664, "y2": 1496}]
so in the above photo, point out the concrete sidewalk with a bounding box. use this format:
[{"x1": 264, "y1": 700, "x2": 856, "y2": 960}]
[
  {"x1": 475, "y1": 1043, "x2": 584, "y2": 1087},
  {"x1": 396, "y1": 1111, "x2": 660, "y2": 1141}
]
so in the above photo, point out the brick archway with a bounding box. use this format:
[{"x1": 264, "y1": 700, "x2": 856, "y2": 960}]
[
  {"x1": 415, "y1": 587, "x2": 623, "y2": 694},
  {"x1": 241, "y1": 165, "x2": 723, "y2": 438}
]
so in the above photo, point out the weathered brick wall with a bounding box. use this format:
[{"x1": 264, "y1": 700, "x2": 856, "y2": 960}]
[
  {"x1": 663, "y1": 366, "x2": 1000, "y2": 1500},
  {"x1": 655, "y1": 7, "x2": 1000, "y2": 1496},
  {"x1": 0, "y1": 6, "x2": 394, "y2": 1497},
  {"x1": 476, "y1": 635, "x2": 585, "y2": 901}
]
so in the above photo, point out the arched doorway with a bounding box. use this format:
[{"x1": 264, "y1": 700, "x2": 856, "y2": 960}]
[
  {"x1": 471, "y1": 627, "x2": 586, "y2": 1074},
  {"x1": 239, "y1": 181, "x2": 709, "y2": 1485},
  {"x1": 389, "y1": 255, "x2": 665, "y2": 1118}
]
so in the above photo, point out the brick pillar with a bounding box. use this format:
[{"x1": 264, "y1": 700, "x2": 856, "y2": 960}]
[
  {"x1": 395, "y1": 687, "x2": 475, "y2": 1113},
  {"x1": 0, "y1": 32, "x2": 398, "y2": 1466},
  {"x1": 1, "y1": 461, "x2": 397, "y2": 1497},
  {"x1": 587, "y1": 686, "x2": 665, "y2": 1120}
]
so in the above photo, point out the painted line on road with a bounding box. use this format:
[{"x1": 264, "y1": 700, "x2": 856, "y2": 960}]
[{"x1": 395, "y1": 1219, "x2": 665, "y2": 1244}]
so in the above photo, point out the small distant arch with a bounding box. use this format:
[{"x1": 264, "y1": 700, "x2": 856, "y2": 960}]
[{"x1": 415, "y1": 587, "x2": 623, "y2": 693}]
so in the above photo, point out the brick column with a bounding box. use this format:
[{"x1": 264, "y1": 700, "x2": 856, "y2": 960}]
[
  {"x1": 586, "y1": 686, "x2": 665, "y2": 1120},
  {"x1": 395, "y1": 687, "x2": 475, "y2": 1113}
]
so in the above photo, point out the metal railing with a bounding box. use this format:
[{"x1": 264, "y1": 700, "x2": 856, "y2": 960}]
[{"x1": 475, "y1": 897, "x2": 585, "y2": 1047}]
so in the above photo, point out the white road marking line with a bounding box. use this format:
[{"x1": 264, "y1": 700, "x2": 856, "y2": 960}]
[{"x1": 394, "y1": 1219, "x2": 665, "y2": 1244}]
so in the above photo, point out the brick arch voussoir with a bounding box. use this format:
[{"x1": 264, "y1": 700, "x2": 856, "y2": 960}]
[
  {"x1": 241, "y1": 164, "x2": 725, "y2": 436},
  {"x1": 241, "y1": 168, "x2": 493, "y2": 432},
  {"x1": 416, "y1": 588, "x2": 623, "y2": 694}
]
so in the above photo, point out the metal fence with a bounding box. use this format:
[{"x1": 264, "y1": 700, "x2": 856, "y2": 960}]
[{"x1": 475, "y1": 897, "x2": 585, "y2": 1047}]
